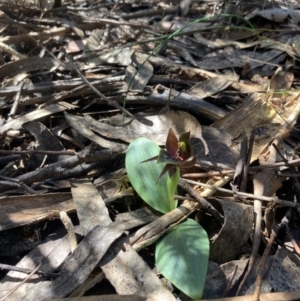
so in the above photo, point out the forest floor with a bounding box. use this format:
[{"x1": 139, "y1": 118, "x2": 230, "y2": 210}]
[{"x1": 0, "y1": 0, "x2": 300, "y2": 300}]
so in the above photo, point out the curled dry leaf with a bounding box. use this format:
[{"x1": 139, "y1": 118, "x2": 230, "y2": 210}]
[{"x1": 209, "y1": 198, "x2": 253, "y2": 264}]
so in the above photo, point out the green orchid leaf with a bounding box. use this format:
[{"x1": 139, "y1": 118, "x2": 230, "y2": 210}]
[
  {"x1": 156, "y1": 218, "x2": 209, "y2": 299},
  {"x1": 126, "y1": 137, "x2": 177, "y2": 213}
]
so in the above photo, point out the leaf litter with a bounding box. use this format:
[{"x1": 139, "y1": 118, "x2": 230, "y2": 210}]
[{"x1": 0, "y1": 0, "x2": 300, "y2": 300}]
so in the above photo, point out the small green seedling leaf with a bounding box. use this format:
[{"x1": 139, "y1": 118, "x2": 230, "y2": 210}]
[
  {"x1": 126, "y1": 137, "x2": 177, "y2": 213},
  {"x1": 156, "y1": 218, "x2": 209, "y2": 299}
]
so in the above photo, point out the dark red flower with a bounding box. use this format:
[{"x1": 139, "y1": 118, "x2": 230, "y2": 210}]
[{"x1": 142, "y1": 128, "x2": 196, "y2": 182}]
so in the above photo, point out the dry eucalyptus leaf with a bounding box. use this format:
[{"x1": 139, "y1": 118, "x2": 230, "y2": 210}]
[
  {"x1": 23, "y1": 121, "x2": 68, "y2": 163},
  {"x1": 71, "y1": 179, "x2": 111, "y2": 235},
  {"x1": 292, "y1": 37, "x2": 300, "y2": 56},
  {"x1": 258, "y1": 8, "x2": 300, "y2": 24},
  {"x1": 259, "y1": 37, "x2": 297, "y2": 58},
  {"x1": 258, "y1": 8, "x2": 289, "y2": 22},
  {"x1": 0, "y1": 103, "x2": 71, "y2": 135},
  {"x1": 212, "y1": 93, "x2": 277, "y2": 160},
  {"x1": 100, "y1": 243, "x2": 176, "y2": 301},
  {"x1": 188, "y1": 74, "x2": 238, "y2": 99},
  {"x1": 240, "y1": 248, "x2": 300, "y2": 295},
  {"x1": 86, "y1": 47, "x2": 133, "y2": 66},
  {"x1": 0, "y1": 227, "x2": 82, "y2": 300},
  {"x1": 145, "y1": 85, "x2": 226, "y2": 120},
  {"x1": 0, "y1": 57, "x2": 62, "y2": 81},
  {"x1": 197, "y1": 48, "x2": 283, "y2": 71},
  {"x1": 85, "y1": 110, "x2": 206, "y2": 145},
  {"x1": 269, "y1": 66, "x2": 294, "y2": 90},
  {"x1": 169, "y1": 42, "x2": 197, "y2": 67},
  {"x1": 248, "y1": 49, "x2": 283, "y2": 69},
  {"x1": 84, "y1": 29, "x2": 104, "y2": 51},
  {"x1": 194, "y1": 138, "x2": 238, "y2": 166},
  {"x1": 11, "y1": 224, "x2": 125, "y2": 301},
  {"x1": 0, "y1": 192, "x2": 74, "y2": 231},
  {"x1": 202, "y1": 261, "x2": 226, "y2": 299},
  {"x1": 115, "y1": 208, "x2": 158, "y2": 230},
  {"x1": 67, "y1": 40, "x2": 85, "y2": 53},
  {"x1": 125, "y1": 52, "x2": 153, "y2": 92},
  {"x1": 254, "y1": 145, "x2": 283, "y2": 197},
  {"x1": 196, "y1": 48, "x2": 258, "y2": 70},
  {"x1": 180, "y1": 0, "x2": 192, "y2": 16},
  {"x1": 209, "y1": 198, "x2": 253, "y2": 264},
  {"x1": 191, "y1": 121, "x2": 237, "y2": 167},
  {"x1": 64, "y1": 112, "x2": 123, "y2": 149}
]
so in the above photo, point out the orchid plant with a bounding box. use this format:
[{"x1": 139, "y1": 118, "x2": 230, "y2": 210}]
[{"x1": 125, "y1": 128, "x2": 209, "y2": 300}]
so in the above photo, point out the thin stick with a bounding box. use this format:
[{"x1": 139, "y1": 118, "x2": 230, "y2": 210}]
[
  {"x1": 184, "y1": 179, "x2": 299, "y2": 208},
  {"x1": 0, "y1": 149, "x2": 75, "y2": 155},
  {"x1": 178, "y1": 178, "x2": 224, "y2": 224},
  {"x1": 0, "y1": 263, "x2": 59, "y2": 278},
  {"x1": 252, "y1": 214, "x2": 289, "y2": 301},
  {"x1": 0, "y1": 176, "x2": 38, "y2": 194},
  {"x1": 0, "y1": 264, "x2": 41, "y2": 301},
  {"x1": 252, "y1": 230, "x2": 276, "y2": 301}
]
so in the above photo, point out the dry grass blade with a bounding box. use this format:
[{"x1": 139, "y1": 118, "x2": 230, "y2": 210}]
[{"x1": 0, "y1": 264, "x2": 41, "y2": 301}]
